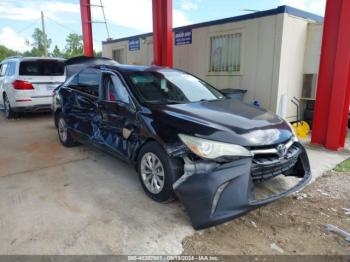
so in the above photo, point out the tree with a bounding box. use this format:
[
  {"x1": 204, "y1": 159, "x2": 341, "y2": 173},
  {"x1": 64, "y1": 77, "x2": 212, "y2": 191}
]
[
  {"x1": 51, "y1": 45, "x2": 63, "y2": 58},
  {"x1": 94, "y1": 50, "x2": 102, "y2": 57},
  {"x1": 31, "y1": 28, "x2": 51, "y2": 57},
  {"x1": 0, "y1": 45, "x2": 18, "y2": 61},
  {"x1": 64, "y1": 33, "x2": 83, "y2": 58}
]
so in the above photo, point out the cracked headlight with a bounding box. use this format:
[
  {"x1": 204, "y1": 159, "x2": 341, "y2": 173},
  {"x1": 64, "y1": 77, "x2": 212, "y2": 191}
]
[{"x1": 178, "y1": 134, "x2": 251, "y2": 159}]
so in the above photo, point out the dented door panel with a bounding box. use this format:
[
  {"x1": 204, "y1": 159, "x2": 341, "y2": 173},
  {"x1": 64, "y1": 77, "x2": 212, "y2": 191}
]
[{"x1": 96, "y1": 100, "x2": 141, "y2": 160}]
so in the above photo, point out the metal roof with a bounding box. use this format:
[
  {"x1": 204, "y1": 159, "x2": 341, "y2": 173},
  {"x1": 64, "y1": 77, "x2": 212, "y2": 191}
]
[{"x1": 103, "y1": 5, "x2": 324, "y2": 45}]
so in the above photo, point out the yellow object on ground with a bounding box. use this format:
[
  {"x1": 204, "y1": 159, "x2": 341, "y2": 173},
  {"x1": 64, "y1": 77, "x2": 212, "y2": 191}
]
[{"x1": 292, "y1": 121, "x2": 310, "y2": 139}]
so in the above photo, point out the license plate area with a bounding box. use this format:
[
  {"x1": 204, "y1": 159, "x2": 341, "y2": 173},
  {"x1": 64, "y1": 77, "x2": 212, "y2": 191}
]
[{"x1": 46, "y1": 85, "x2": 56, "y2": 91}]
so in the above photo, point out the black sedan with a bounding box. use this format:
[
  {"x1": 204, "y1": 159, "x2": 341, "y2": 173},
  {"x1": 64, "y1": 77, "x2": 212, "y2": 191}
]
[{"x1": 52, "y1": 57, "x2": 311, "y2": 229}]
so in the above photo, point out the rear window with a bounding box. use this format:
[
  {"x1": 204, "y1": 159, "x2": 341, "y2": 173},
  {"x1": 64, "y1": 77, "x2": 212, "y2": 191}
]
[{"x1": 19, "y1": 60, "x2": 64, "y2": 76}]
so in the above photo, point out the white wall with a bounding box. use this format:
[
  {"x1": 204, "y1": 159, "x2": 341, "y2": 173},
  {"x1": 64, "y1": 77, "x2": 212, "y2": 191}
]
[
  {"x1": 103, "y1": 14, "x2": 286, "y2": 113},
  {"x1": 304, "y1": 23, "x2": 323, "y2": 74},
  {"x1": 275, "y1": 14, "x2": 311, "y2": 121},
  {"x1": 102, "y1": 14, "x2": 322, "y2": 121}
]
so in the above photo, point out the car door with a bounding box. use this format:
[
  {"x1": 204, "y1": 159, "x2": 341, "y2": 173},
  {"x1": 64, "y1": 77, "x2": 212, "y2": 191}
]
[
  {"x1": 0, "y1": 63, "x2": 8, "y2": 106},
  {"x1": 97, "y1": 71, "x2": 138, "y2": 160},
  {"x1": 64, "y1": 68, "x2": 100, "y2": 142}
]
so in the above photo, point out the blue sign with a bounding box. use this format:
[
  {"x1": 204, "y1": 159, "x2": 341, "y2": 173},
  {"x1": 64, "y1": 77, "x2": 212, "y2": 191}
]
[
  {"x1": 129, "y1": 39, "x2": 140, "y2": 51},
  {"x1": 175, "y1": 29, "x2": 192, "y2": 46}
]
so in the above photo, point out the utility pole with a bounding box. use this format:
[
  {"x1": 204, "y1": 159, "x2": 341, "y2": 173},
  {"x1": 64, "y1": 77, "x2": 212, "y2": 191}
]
[{"x1": 41, "y1": 11, "x2": 48, "y2": 57}]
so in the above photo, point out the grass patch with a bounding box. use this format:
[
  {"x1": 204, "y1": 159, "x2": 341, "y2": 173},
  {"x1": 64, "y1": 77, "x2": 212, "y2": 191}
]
[{"x1": 334, "y1": 158, "x2": 350, "y2": 172}]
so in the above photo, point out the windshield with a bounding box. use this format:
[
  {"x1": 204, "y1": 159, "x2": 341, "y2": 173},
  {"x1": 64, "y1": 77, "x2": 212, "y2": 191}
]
[
  {"x1": 126, "y1": 71, "x2": 224, "y2": 105},
  {"x1": 20, "y1": 60, "x2": 64, "y2": 76}
]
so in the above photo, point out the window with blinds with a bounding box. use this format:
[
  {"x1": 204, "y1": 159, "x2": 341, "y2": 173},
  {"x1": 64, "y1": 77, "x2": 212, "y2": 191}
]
[{"x1": 209, "y1": 33, "x2": 242, "y2": 73}]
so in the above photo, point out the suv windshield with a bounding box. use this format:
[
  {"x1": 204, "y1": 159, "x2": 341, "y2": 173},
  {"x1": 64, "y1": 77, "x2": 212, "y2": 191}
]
[
  {"x1": 19, "y1": 60, "x2": 64, "y2": 76},
  {"x1": 126, "y1": 71, "x2": 224, "y2": 105}
]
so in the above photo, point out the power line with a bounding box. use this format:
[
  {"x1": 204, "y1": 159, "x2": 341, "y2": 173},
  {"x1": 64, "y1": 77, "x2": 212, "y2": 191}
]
[
  {"x1": 45, "y1": 16, "x2": 79, "y2": 34},
  {"x1": 16, "y1": 18, "x2": 40, "y2": 34},
  {"x1": 45, "y1": 15, "x2": 105, "y2": 43}
]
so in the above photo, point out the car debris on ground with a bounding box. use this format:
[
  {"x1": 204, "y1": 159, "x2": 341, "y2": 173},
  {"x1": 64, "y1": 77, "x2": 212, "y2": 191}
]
[
  {"x1": 270, "y1": 243, "x2": 284, "y2": 253},
  {"x1": 325, "y1": 224, "x2": 350, "y2": 242}
]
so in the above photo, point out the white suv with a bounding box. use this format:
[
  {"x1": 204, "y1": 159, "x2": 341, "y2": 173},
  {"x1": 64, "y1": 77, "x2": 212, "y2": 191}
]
[{"x1": 0, "y1": 56, "x2": 65, "y2": 118}]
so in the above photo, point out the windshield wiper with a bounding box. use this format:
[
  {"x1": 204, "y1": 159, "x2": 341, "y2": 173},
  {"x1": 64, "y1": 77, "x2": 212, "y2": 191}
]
[
  {"x1": 154, "y1": 99, "x2": 184, "y2": 105},
  {"x1": 199, "y1": 98, "x2": 223, "y2": 102},
  {"x1": 164, "y1": 100, "x2": 184, "y2": 105}
]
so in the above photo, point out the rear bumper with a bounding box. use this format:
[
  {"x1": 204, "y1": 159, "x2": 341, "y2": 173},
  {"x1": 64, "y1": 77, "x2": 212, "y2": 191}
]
[
  {"x1": 173, "y1": 143, "x2": 311, "y2": 230},
  {"x1": 12, "y1": 104, "x2": 51, "y2": 113}
]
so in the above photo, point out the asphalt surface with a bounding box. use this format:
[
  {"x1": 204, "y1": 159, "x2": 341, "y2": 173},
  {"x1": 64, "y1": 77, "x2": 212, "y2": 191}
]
[{"x1": 0, "y1": 113, "x2": 193, "y2": 254}]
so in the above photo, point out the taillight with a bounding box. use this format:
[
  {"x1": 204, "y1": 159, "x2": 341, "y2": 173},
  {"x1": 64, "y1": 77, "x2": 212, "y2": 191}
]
[{"x1": 12, "y1": 80, "x2": 34, "y2": 90}]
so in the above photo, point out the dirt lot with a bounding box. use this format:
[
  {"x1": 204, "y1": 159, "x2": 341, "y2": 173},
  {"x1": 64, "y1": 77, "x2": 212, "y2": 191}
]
[{"x1": 183, "y1": 171, "x2": 350, "y2": 255}]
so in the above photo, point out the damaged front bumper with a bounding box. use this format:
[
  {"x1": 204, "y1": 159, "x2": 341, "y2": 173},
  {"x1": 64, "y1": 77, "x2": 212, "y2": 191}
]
[{"x1": 173, "y1": 142, "x2": 311, "y2": 230}]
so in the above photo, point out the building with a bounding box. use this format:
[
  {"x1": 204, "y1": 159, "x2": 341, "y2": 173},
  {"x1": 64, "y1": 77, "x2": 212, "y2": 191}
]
[{"x1": 102, "y1": 5, "x2": 323, "y2": 121}]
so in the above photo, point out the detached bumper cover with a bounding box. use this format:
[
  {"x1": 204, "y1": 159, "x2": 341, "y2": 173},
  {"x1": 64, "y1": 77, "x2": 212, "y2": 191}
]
[{"x1": 173, "y1": 143, "x2": 311, "y2": 229}]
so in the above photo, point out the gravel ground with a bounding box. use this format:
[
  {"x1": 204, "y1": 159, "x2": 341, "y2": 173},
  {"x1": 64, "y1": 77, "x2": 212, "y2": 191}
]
[{"x1": 182, "y1": 171, "x2": 350, "y2": 255}]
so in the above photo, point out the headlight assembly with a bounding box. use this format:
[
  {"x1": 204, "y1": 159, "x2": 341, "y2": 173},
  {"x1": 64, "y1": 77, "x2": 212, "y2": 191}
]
[
  {"x1": 178, "y1": 134, "x2": 251, "y2": 159},
  {"x1": 286, "y1": 121, "x2": 299, "y2": 141}
]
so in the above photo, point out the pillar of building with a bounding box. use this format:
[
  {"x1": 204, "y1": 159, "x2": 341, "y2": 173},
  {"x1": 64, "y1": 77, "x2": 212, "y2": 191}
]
[
  {"x1": 80, "y1": 0, "x2": 94, "y2": 56},
  {"x1": 312, "y1": 0, "x2": 350, "y2": 150},
  {"x1": 152, "y1": 0, "x2": 173, "y2": 67}
]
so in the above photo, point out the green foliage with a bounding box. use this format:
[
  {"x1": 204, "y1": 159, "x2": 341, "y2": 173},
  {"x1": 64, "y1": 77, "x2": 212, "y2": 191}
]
[
  {"x1": 0, "y1": 45, "x2": 18, "y2": 61},
  {"x1": 334, "y1": 159, "x2": 350, "y2": 172},
  {"x1": 64, "y1": 33, "x2": 83, "y2": 58},
  {"x1": 23, "y1": 47, "x2": 41, "y2": 57},
  {"x1": 94, "y1": 50, "x2": 102, "y2": 57},
  {"x1": 31, "y1": 28, "x2": 51, "y2": 56},
  {"x1": 1, "y1": 30, "x2": 103, "y2": 61},
  {"x1": 51, "y1": 45, "x2": 64, "y2": 58}
]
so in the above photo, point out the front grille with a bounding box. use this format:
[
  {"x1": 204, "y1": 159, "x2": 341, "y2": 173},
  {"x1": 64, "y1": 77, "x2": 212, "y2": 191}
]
[{"x1": 251, "y1": 143, "x2": 301, "y2": 182}]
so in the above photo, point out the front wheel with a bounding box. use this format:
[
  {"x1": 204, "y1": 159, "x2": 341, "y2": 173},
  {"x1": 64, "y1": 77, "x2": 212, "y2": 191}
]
[
  {"x1": 137, "y1": 142, "x2": 182, "y2": 203},
  {"x1": 57, "y1": 113, "x2": 78, "y2": 147}
]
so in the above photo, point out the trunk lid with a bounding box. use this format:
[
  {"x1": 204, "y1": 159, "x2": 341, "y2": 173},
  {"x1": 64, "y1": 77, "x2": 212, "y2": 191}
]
[{"x1": 18, "y1": 59, "x2": 65, "y2": 96}]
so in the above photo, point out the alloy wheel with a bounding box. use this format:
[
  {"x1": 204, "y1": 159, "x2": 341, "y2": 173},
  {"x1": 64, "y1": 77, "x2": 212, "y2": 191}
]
[
  {"x1": 140, "y1": 152, "x2": 165, "y2": 194},
  {"x1": 58, "y1": 118, "x2": 68, "y2": 142}
]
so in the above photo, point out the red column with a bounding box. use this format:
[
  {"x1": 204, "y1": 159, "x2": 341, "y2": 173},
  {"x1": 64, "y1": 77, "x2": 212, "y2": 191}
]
[
  {"x1": 152, "y1": 0, "x2": 173, "y2": 67},
  {"x1": 80, "y1": 0, "x2": 94, "y2": 56},
  {"x1": 311, "y1": 0, "x2": 350, "y2": 150}
]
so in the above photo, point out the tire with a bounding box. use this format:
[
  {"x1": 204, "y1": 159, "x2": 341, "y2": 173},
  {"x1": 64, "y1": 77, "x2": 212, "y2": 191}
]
[
  {"x1": 137, "y1": 141, "x2": 182, "y2": 203},
  {"x1": 3, "y1": 94, "x2": 16, "y2": 119},
  {"x1": 57, "y1": 113, "x2": 78, "y2": 147}
]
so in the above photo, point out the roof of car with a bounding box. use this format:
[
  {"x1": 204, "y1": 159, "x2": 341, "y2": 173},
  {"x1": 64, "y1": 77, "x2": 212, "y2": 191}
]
[
  {"x1": 21, "y1": 57, "x2": 65, "y2": 61},
  {"x1": 2, "y1": 56, "x2": 65, "y2": 62},
  {"x1": 104, "y1": 64, "x2": 177, "y2": 74}
]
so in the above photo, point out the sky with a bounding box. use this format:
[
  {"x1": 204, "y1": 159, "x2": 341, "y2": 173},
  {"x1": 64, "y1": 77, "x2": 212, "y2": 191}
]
[{"x1": 0, "y1": 0, "x2": 326, "y2": 53}]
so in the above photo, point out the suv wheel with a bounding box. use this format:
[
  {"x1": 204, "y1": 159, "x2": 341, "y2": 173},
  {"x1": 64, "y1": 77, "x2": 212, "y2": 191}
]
[
  {"x1": 57, "y1": 113, "x2": 78, "y2": 147},
  {"x1": 3, "y1": 94, "x2": 15, "y2": 119},
  {"x1": 137, "y1": 141, "x2": 181, "y2": 203}
]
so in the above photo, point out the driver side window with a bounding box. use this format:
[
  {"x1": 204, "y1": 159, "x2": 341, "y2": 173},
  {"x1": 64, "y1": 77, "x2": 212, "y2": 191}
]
[{"x1": 102, "y1": 74, "x2": 130, "y2": 104}]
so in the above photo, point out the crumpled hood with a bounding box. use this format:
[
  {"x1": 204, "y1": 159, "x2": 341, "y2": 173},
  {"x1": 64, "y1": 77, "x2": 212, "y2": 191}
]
[{"x1": 149, "y1": 99, "x2": 293, "y2": 147}]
